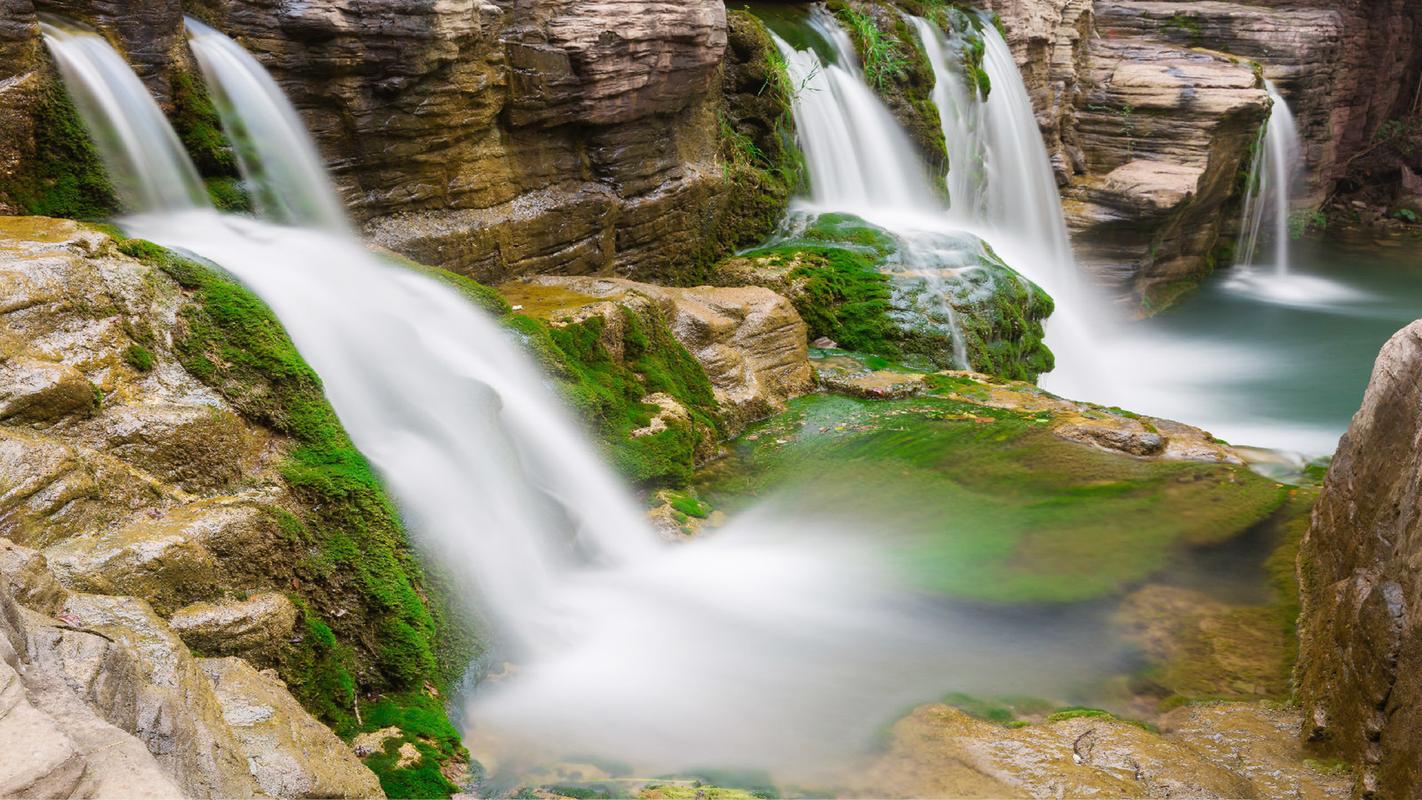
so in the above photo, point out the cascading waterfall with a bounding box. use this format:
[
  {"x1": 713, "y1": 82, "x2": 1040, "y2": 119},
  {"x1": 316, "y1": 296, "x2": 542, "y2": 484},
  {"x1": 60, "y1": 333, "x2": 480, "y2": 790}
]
[
  {"x1": 1236, "y1": 81, "x2": 1301, "y2": 275},
  {"x1": 39, "y1": 17, "x2": 209, "y2": 212},
  {"x1": 771, "y1": 10, "x2": 940, "y2": 215},
  {"x1": 44, "y1": 17, "x2": 1121, "y2": 780},
  {"x1": 184, "y1": 18, "x2": 352, "y2": 234}
]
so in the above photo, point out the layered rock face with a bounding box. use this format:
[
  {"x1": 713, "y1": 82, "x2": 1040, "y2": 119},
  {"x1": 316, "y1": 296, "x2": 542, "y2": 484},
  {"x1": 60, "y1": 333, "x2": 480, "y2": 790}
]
[
  {"x1": 985, "y1": 0, "x2": 1422, "y2": 305},
  {"x1": 184, "y1": 0, "x2": 738, "y2": 284},
  {"x1": 1296, "y1": 320, "x2": 1422, "y2": 799},
  {"x1": 0, "y1": 216, "x2": 466, "y2": 794}
]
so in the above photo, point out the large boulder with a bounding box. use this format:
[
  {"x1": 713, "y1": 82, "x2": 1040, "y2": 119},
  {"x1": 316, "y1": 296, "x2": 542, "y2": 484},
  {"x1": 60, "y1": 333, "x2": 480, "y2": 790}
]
[{"x1": 1296, "y1": 320, "x2": 1422, "y2": 798}]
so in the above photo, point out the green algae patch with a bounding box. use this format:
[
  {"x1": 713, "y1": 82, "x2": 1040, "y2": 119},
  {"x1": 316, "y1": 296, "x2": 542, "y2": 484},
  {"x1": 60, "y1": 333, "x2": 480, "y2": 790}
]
[
  {"x1": 115, "y1": 236, "x2": 471, "y2": 797},
  {"x1": 694, "y1": 393, "x2": 1286, "y2": 604}
]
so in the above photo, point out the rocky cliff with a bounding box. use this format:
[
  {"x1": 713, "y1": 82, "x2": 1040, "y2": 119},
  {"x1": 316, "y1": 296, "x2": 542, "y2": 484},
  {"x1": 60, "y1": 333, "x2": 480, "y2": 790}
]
[
  {"x1": 986, "y1": 0, "x2": 1422, "y2": 306},
  {"x1": 1297, "y1": 319, "x2": 1422, "y2": 799}
]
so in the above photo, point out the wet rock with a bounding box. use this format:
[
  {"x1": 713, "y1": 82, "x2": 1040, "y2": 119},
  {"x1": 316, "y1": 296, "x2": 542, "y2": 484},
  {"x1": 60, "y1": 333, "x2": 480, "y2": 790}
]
[
  {"x1": 0, "y1": 537, "x2": 68, "y2": 615},
  {"x1": 169, "y1": 593, "x2": 298, "y2": 663},
  {"x1": 200, "y1": 656, "x2": 383, "y2": 799},
  {"x1": 1055, "y1": 418, "x2": 1165, "y2": 457},
  {"x1": 1116, "y1": 584, "x2": 1289, "y2": 704},
  {"x1": 0, "y1": 349, "x2": 97, "y2": 424},
  {"x1": 1296, "y1": 320, "x2": 1422, "y2": 797},
  {"x1": 0, "y1": 571, "x2": 182, "y2": 799},
  {"x1": 101, "y1": 403, "x2": 259, "y2": 494}
]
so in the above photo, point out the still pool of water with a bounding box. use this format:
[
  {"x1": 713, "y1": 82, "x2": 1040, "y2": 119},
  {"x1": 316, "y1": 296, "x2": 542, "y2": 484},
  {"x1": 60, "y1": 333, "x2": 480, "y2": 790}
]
[{"x1": 1096, "y1": 235, "x2": 1422, "y2": 457}]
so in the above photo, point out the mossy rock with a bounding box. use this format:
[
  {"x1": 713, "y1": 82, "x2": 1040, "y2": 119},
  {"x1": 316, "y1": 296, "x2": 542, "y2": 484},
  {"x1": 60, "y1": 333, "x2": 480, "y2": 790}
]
[
  {"x1": 721, "y1": 213, "x2": 1054, "y2": 382},
  {"x1": 8, "y1": 73, "x2": 117, "y2": 219},
  {"x1": 109, "y1": 235, "x2": 473, "y2": 798},
  {"x1": 693, "y1": 391, "x2": 1287, "y2": 604}
]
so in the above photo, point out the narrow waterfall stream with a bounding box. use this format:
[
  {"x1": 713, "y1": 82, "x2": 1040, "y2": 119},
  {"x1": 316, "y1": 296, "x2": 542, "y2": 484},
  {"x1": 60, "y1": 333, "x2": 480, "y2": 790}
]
[
  {"x1": 1237, "y1": 81, "x2": 1302, "y2": 276},
  {"x1": 42, "y1": 16, "x2": 1140, "y2": 783}
]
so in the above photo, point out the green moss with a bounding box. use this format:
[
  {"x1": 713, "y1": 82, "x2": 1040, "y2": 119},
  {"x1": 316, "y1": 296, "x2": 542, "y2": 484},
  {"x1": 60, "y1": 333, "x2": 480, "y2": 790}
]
[
  {"x1": 694, "y1": 393, "x2": 1287, "y2": 604},
  {"x1": 361, "y1": 693, "x2": 468, "y2": 798},
  {"x1": 505, "y1": 307, "x2": 722, "y2": 488},
  {"x1": 667, "y1": 492, "x2": 711, "y2": 519},
  {"x1": 381, "y1": 253, "x2": 512, "y2": 316},
  {"x1": 204, "y1": 177, "x2": 250, "y2": 213},
  {"x1": 114, "y1": 236, "x2": 470, "y2": 797},
  {"x1": 172, "y1": 70, "x2": 236, "y2": 178},
  {"x1": 124, "y1": 344, "x2": 156, "y2": 372},
  {"x1": 10, "y1": 75, "x2": 117, "y2": 219}
]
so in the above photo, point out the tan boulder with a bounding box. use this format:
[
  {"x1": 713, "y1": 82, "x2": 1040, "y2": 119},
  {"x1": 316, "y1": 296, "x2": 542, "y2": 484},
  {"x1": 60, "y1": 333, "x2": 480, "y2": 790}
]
[
  {"x1": 0, "y1": 537, "x2": 69, "y2": 615},
  {"x1": 169, "y1": 592, "x2": 299, "y2": 662},
  {"x1": 0, "y1": 350, "x2": 97, "y2": 425},
  {"x1": 101, "y1": 402, "x2": 260, "y2": 493},
  {"x1": 59, "y1": 593, "x2": 264, "y2": 799},
  {"x1": 502, "y1": 276, "x2": 812, "y2": 432},
  {"x1": 200, "y1": 657, "x2": 384, "y2": 799}
]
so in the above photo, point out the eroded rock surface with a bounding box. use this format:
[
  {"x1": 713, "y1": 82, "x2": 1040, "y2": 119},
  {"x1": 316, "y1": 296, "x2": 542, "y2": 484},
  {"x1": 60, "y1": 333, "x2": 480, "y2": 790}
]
[
  {"x1": 502, "y1": 276, "x2": 813, "y2": 433},
  {"x1": 1297, "y1": 320, "x2": 1422, "y2": 798}
]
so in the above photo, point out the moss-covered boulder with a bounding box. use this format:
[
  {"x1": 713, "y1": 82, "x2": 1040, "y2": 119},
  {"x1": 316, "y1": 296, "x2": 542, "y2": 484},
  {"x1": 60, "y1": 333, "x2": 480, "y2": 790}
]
[
  {"x1": 719, "y1": 213, "x2": 1055, "y2": 382},
  {"x1": 0, "y1": 218, "x2": 472, "y2": 797}
]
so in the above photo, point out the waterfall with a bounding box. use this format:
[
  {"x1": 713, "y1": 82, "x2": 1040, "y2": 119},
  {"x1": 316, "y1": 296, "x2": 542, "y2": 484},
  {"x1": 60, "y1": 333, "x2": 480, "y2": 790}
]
[
  {"x1": 39, "y1": 18, "x2": 209, "y2": 212},
  {"x1": 908, "y1": 14, "x2": 1105, "y2": 399},
  {"x1": 771, "y1": 10, "x2": 939, "y2": 215},
  {"x1": 1237, "y1": 81, "x2": 1301, "y2": 275},
  {"x1": 184, "y1": 18, "x2": 352, "y2": 234},
  {"x1": 42, "y1": 17, "x2": 1015, "y2": 778}
]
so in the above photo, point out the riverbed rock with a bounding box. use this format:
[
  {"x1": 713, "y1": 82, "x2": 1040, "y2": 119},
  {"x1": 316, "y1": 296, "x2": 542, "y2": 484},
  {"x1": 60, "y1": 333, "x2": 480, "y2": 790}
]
[
  {"x1": 861, "y1": 702, "x2": 1347, "y2": 798},
  {"x1": 169, "y1": 592, "x2": 297, "y2": 662},
  {"x1": 1296, "y1": 319, "x2": 1422, "y2": 798},
  {"x1": 199, "y1": 656, "x2": 383, "y2": 799},
  {"x1": 502, "y1": 276, "x2": 813, "y2": 433}
]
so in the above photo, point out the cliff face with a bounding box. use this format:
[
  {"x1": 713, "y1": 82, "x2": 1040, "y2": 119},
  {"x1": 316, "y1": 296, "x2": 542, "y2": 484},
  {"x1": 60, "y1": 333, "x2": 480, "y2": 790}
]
[
  {"x1": 1296, "y1": 320, "x2": 1422, "y2": 800},
  {"x1": 0, "y1": 0, "x2": 783, "y2": 286},
  {"x1": 985, "y1": 0, "x2": 1422, "y2": 307}
]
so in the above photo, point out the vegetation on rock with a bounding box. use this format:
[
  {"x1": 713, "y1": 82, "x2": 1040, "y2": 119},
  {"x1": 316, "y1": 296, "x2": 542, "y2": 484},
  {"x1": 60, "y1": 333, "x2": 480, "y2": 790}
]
[
  {"x1": 110, "y1": 236, "x2": 473, "y2": 798},
  {"x1": 9, "y1": 75, "x2": 117, "y2": 219}
]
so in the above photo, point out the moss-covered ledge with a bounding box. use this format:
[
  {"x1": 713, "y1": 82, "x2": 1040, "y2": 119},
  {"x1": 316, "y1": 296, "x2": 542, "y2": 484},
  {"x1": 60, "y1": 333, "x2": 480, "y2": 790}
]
[{"x1": 109, "y1": 234, "x2": 473, "y2": 799}]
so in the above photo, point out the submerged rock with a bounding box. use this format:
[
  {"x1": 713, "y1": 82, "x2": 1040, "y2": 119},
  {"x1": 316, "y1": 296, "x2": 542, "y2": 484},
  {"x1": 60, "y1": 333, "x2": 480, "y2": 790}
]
[{"x1": 862, "y1": 702, "x2": 1347, "y2": 798}]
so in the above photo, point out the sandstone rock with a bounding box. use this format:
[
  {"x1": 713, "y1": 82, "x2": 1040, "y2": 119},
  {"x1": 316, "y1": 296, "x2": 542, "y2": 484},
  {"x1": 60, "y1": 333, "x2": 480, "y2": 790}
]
[
  {"x1": 169, "y1": 592, "x2": 298, "y2": 663},
  {"x1": 43, "y1": 500, "x2": 284, "y2": 616},
  {"x1": 0, "y1": 349, "x2": 97, "y2": 424},
  {"x1": 1296, "y1": 319, "x2": 1422, "y2": 798},
  {"x1": 59, "y1": 592, "x2": 264, "y2": 799},
  {"x1": 502, "y1": 276, "x2": 813, "y2": 433},
  {"x1": 0, "y1": 537, "x2": 68, "y2": 615},
  {"x1": 1055, "y1": 418, "x2": 1165, "y2": 456},
  {"x1": 0, "y1": 573, "x2": 182, "y2": 799},
  {"x1": 859, "y1": 702, "x2": 1347, "y2": 798},
  {"x1": 352, "y1": 726, "x2": 402, "y2": 759},
  {"x1": 101, "y1": 402, "x2": 259, "y2": 493},
  {"x1": 200, "y1": 656, "x2": 383, "y2": 799}
]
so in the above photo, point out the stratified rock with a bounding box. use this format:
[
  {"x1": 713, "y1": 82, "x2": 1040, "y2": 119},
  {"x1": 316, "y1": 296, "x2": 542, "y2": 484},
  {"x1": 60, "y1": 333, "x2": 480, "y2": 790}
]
[
  {"x1": 169, "y1": 593, "x2": 298, "y2": 663},
  {"x1": 503, "y1": 276, "x2": 813, "y2": 433},
  {"x1": 0, "y1": 573, "x2": 182, "y2": 799},
  {"x1": 199, "y1": 656, "x2": 383, "y2": 800},
  {"x1": 0, "y1": 537, "x2": 68, "y2": 615},
  {"x1": 59, "y1": 593, "x2": 263, "y2": 799},
  {"x1": 1297, "y1": 320, "x2": 1422, "y2": 798},
  {"x1": 1056, "y1": 418, "x2": 1165, "y2": 457}
]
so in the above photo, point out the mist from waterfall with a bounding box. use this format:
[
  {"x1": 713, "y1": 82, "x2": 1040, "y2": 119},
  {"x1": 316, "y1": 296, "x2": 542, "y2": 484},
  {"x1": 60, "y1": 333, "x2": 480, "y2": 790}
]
[
  {"x1": 1237, "y1": 81, "x2": 1301, "y2": 276},
  {"x1": 38, "y1": 17, "x2": 1137, "y2": 783}
]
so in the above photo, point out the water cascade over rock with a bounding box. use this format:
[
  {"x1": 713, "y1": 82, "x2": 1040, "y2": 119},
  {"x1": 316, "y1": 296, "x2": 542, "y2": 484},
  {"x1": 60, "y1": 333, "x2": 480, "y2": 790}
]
[
  {"x1": 1236, "y1": 81, "x2": 1302, "y2": 275},
  {"x1": 40, "y1": 16, "x2": 1012, "y2": 781}
]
